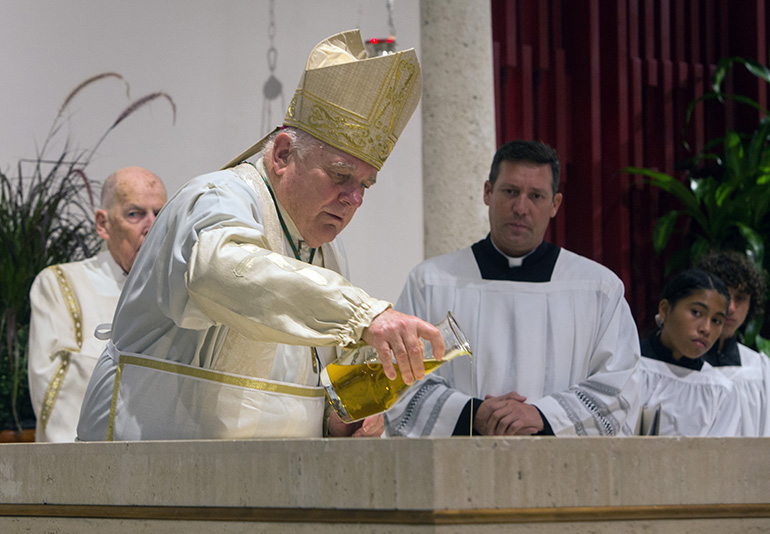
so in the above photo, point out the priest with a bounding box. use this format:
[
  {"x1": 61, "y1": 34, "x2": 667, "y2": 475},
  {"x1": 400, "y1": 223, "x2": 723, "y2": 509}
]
[
  {"x1": 28, "y1": 167, "x2": 166, "y2": 442},
  {"x1": 385, "y1": 140, "x2": 642, "y2": 437}
]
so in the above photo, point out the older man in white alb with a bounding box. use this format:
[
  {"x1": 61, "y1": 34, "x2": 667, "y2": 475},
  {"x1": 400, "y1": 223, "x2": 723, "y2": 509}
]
[
  {"x1": 28, "y1": 167, "x2": 166, "y2": 442},
  {"x1": 77, "y1": 30, "x2": 441, "y2": 441}
]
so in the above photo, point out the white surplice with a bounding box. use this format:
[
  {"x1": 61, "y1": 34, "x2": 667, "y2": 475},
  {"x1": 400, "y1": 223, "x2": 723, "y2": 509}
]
[
  {"x1": 28, "y1": 248, "x2": 126, "y2": 442},
  {"x1": 77, "y1": 160, "x2": 389, "y2": 441},
  {"x1": 384, "y1": 241, "x2": 642, "y2": 437},
  {"x1": 639, "y1": 354, "x2": 741, "y2": 437},
  {"x1": 707, "y1": 341, "x2": 770, "y2": 436}
]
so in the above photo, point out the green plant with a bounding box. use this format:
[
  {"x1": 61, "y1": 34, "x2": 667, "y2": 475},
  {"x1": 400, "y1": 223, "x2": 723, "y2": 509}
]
[
  {"x1": 624, "y1": 56, "x2": 770, "y2": 350},
  {"x1": 627, "y1": 59, "x2": 770, "y2": 264},
  {"x1": 625, "y1": 121, "x2": 770, "y2": 271},
  {"x1": 0, "y1": 73, "x2": 175, "y2": 432}
]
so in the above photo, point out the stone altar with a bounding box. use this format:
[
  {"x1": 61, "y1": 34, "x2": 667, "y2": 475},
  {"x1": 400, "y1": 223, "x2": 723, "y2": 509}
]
[{"x1": 1, "y1": 437, "x2": 768, "y2": 533}]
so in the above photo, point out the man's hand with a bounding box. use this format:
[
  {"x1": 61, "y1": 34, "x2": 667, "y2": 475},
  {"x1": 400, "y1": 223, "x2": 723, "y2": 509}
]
[
  {"x1": 327, "y1": 412, "x2": 384, "y2": 438},
  {"x1": 473, "y1": 392, "x2": 543, "y2": 435},
  {"x1": 361, "y1": 308, "x2": 444, "y2": 385}
]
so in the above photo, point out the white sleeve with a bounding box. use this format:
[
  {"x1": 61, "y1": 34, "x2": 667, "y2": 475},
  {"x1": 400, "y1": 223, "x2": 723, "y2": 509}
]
[
  {"x1": 187, "y1": 226, "x2": 390, "y2": 347},
  {"x1": 707, "y1": 383, "x2": 743, "y2": 437},
  {"x1": 179, "y1": 177, "x2": 390, "y2": 348},
  {"x1": 384, "y1": 267, "x2": 471, "y2": 437},
  {"x1": 27, "y1": 268, "x2": 77, "y2": 418},
  {"x1": 533, "y1": 281, "x2": 642, "y2": 436},
  {"x1": 753, "y1": 350, "x2": 770, "y2": 436}
]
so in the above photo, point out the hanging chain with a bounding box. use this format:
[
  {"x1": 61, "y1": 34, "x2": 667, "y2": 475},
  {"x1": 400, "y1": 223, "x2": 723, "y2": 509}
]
[
  {"x1": 387, "y1": 0, "x2": 396, "y2": 38},
  {"x1": 266, "y1": 0, "x2": 277, "y2": 73},
  {"x1": 262, "y1": 0, "x2": 283, "y2": 132}
]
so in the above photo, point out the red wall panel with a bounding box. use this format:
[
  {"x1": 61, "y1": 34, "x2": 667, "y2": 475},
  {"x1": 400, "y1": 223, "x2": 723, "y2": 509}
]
[{"x1": 492, "y1": 0, "x2": 770, "y2": 333}]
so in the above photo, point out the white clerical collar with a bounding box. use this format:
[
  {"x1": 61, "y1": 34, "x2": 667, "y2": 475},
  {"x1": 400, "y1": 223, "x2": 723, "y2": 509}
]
[{"x1": 491, "y1": 240, "x2": 536, "y2": 268}]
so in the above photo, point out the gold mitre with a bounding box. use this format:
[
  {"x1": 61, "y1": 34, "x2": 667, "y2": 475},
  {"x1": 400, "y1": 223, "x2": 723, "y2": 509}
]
[{"x1": 223, "y1": 29, "x2": 422, "y2": 171}]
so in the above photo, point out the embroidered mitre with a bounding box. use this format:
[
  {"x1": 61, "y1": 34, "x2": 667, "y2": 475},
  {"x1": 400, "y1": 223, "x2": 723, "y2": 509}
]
[{"x1": 223, "y1": 29, "x2": 421, "y2": 170}]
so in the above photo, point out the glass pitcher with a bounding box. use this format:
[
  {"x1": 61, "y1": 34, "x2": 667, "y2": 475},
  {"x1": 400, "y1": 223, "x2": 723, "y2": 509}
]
[{"x1": 320, "y1": 311, "x2": 472, "y2": 423}]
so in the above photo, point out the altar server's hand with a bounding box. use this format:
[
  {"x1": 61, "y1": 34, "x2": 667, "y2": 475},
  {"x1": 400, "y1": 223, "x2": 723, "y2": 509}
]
[
  {"x1": 362, "y1": 308, "x2": 444, "y2": 385},
  {"x1": 327, "y1": 412, "x2": 384, "y2": 438},
  {"x1": 473, "y1": 392, "x2": 543, "y2": 436}
]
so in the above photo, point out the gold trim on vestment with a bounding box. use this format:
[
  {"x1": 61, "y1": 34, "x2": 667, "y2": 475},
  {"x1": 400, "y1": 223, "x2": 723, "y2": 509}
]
[
  {"x1": 38, "y1": 351, "x2": 71, "y2": 432},
  {"x1": 105, "y1": 353, "x2": 326, "y2": 441},
  {"x1": 105, "y1": 359, "x2": 123, "y2": 441},
  {"x1": 117, "y1": 355, "x2": 326, "y2": 397},
  {"x1": 39, "y1": 266, "x2": 82, "y2": 432},
  {"x1": 52, "y1": 266, "x2": 83, "y2": 348}
]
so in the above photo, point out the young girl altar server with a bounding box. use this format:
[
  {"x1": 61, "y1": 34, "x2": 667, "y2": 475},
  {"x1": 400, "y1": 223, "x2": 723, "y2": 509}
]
[{"x1": 640, "y1": 269, "x2": 741, "y2": 436}]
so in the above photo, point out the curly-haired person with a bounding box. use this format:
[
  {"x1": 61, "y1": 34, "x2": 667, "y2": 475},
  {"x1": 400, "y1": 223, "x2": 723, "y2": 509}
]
[{"x1": 697, "y1": 250, "x2": 770, "y2": 436}]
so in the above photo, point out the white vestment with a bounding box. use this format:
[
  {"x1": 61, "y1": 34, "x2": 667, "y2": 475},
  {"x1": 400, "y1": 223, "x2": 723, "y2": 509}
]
[
  {"x1": 28, "y1": 249, "x2": 126, "y2": 442},
  {"x1": 639, "y1": 335, "x2": 741, "y2": 436},
  {"x1": 705, "y1": 338, "x2": 770, "y2": 436},
  {"x1": 77, "y1": 160, "x2": 389, "y2": 441},
  {"x1": 384, "y1": 239, "x2": 642, "y2": 437}
]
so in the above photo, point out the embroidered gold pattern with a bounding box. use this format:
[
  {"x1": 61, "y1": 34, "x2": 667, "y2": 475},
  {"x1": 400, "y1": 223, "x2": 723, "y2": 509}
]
[
  {"x1": 39, "y1": 266, "x2": 83, "y2": 432},
  {"x1": 285, "y1": 52, "x2": 419, "y2": 170}
]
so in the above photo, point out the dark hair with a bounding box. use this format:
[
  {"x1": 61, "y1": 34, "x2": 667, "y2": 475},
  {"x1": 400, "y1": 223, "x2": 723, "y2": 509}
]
[
  {"x1": 488, "y1": 140, "x2": 560, "y2": 196},
  {"x1": 696, "y1": 250, "x2": 767, "y2": 320},
  {"x1": 660, "y1": 269, "x2": 730, "y2": 310}
]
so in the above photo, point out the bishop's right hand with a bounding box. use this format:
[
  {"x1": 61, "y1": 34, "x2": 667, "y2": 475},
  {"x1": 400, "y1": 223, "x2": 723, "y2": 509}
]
[{"x1": 361, "y1": 308, "x2": 445, "y2": 385}]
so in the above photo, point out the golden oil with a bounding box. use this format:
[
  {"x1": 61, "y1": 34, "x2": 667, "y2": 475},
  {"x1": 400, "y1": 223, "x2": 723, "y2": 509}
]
[{"x1": 321, "y1": 349, "x2": 470, "y2": 422}]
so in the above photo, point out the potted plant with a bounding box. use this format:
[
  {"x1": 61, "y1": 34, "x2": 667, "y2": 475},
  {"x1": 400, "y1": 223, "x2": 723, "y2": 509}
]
[
  {"x1": 624, "y1": 56, "x2": 770, "y2": 351},
  {"x1": 0, "y1": 73, "x2": 175, "y2": 440}
]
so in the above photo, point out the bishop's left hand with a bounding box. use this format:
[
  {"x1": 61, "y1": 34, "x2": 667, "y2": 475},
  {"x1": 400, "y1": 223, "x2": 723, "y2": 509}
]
[{"x1": 327, "y1": 411, "x2": 384, "y2": 438}]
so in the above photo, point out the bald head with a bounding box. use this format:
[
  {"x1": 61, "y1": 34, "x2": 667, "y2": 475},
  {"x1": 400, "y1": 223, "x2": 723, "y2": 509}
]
[
  {"x1": 95, "y1": 167, "x2": 167, "y2": 273},
  {"x1": 101, "y1": 166, "x2": 165, "y2": 210}
]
